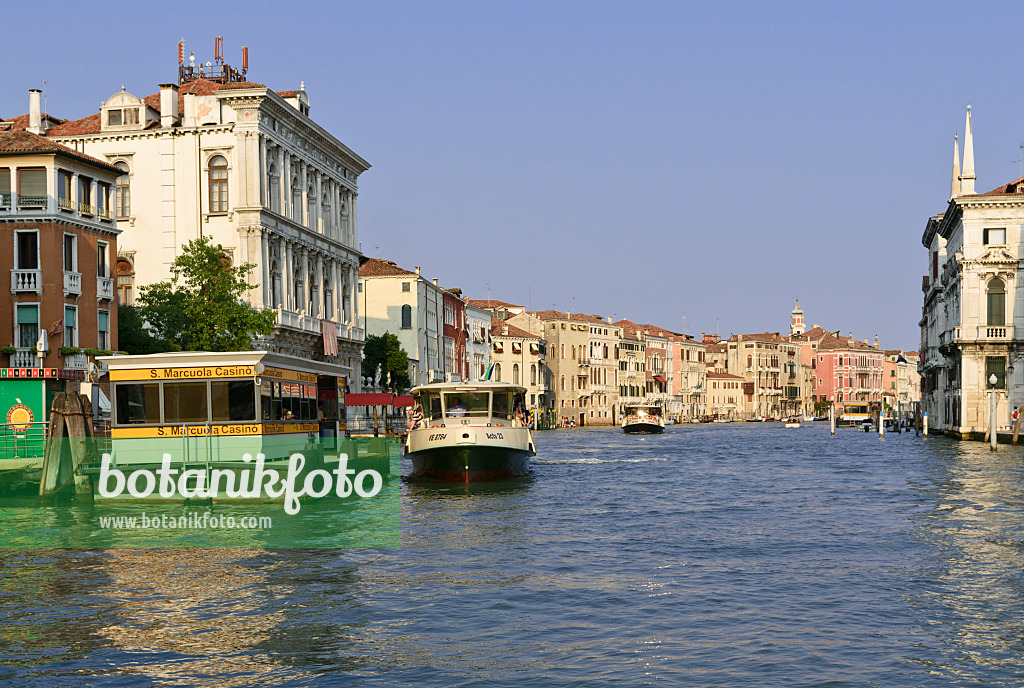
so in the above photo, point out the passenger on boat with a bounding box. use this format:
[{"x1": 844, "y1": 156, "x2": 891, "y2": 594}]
[
  {"x1": 513, "y1": 397, "x2": 527, "y2": 426},
  {"x1": 447, "y1": 397, "x2": 467, "y2": 417},
  {"x1": 409, "y1": 404, "x2": 424, "y2": 430}
]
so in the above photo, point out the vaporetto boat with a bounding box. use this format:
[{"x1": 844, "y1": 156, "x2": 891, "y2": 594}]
[
  {"x1": 405, "y1": 381, "x2": 536, "y2": 481},
  {"x1": 621, "y1": 403, "x2": 665, "y2": 434}
]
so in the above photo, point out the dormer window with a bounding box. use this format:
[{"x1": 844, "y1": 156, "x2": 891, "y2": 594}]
[
  {"x1": 101, "y1": 88, "x2": 149, "y2": 132},
  {"x1": 107, "y1": 107, "x2": 139, "y2": 127}
]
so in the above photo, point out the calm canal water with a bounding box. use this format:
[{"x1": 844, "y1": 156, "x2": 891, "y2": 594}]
[{"x1": 3, "y1": 422, "x2": 1024, "y2": 686}]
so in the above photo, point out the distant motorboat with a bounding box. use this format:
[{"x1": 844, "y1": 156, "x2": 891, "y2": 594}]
[{"x1": 622, "y1": 403, "x2": 665, "y2": 434}]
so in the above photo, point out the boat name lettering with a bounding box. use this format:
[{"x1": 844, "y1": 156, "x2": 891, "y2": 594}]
[
  {"x1": 428, "y1": 433, "x2": 447, "y2": 441},
  {"x1": 485, "y1": 432, "x2": 504, "y2": 440}
]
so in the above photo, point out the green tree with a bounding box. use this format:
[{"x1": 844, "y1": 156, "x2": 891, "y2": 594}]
[
  {"x1": 362, "y1": 333, "x2": 411, "y2": 391},
  {"x1": 137, "y1": 235, "x2": 277, "y2": 352},
  {"x1": 117, "y1": 304, "x2": 171, "y2": 354}
]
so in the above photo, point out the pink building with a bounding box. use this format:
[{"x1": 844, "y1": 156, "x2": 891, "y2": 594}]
[{"x1": 810, "y1": 334, "x2": 884, "y2": 405}]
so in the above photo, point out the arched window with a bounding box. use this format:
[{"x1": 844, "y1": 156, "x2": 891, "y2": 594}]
[
  {"x1": 513, "y1": 364, "x2": 520, "y2": 385},
  {"x1": 531, "y1": 364, "x2": 537, "y2": 385},
  {"x1": 115, "y1": 257, "x2": 134, "y2": 305},
  {"x1": 209, "y1": 155, "x2": 228, "y2": 212},
  {"x1": 307, "y1": 184, "x2": 316, "y2": 228},
  {"x1": 561, "y1": 344, "x2": 565, "y2": 358},
  {"x1": 746, "y1": 354, "x2": 752, "y2": 370},
  {"x1": 571, "y1": 345, "x2": 576, "y2": 359},
  {"x1": 114, "y1": 162, "x2": 130, "y2": 218},
  {"x1": 560, "y1": 375, "x2": 565, "y2": 391},
  {"x1": 494, "y1": 363, "x2": 501, "y2": 382},
  {"x1": 401, "y1": 304, "x2": 412, "y2": 329},
  {"x1": 988, "y1": 278, "x2": 1006, "y2": 327}
]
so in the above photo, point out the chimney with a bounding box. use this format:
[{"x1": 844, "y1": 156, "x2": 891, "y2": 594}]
[
  {"x1": 159, "y1": 83, "x2": 179, "y2": 128},
  {"x1": 503, "y1": 325, "x2": 509, "y2": 335},
  {"x1": 606, "y1": 316, "x2": 612, "y2": 323},
  {"x1": 27, "y1": 89, "x2": 42, "y2": 134},
  {"x1": 415, "y1": 266, "x2": 421, "y2": 276},
  {"x1": 432, "y1": 278, "x2": 438, "y2": 286},
  {"x1": 183, "y1": 92, "x2": 197, "y2": 127}
]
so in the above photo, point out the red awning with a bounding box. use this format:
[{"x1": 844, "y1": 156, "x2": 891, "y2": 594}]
[
  {"x1": 653, "y1": 375, "x2": 666, "y2": 384},
  {"x1": 392, "y1": 395, "x2": 414, "y2": 408},
  {"x1": 345, "y1": 393, "x2": 395, "y2": 406}
]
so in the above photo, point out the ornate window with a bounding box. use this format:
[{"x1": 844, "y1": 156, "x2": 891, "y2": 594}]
[
  {"x1": 115, "y1": 162, "x2": 130, "y2": 218},
  {"x1": 401, "y1": 304, "x2": 412, "y2": 329},
  {"x1": 987, "y1": 278, "x2": 1006, "y2": 327},
  {"x1": 209, "y1": 156, "x2": 228, "y2": 212},
  {"x1": 115, "y1": 257, "x2": 134, "y2": 305}
]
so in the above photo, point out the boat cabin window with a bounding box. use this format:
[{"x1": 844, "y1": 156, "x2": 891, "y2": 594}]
[
  {"x1": 444, "y1": 391, "x2": 488, "y2": 418},
  {"x1": 421, "y1": 392, "x2": 443, "y2": 421},
  {"x1": 492, "y1": 390, "x2": 513, "y2": 419},
  {"x1": 115, "y1": 383, "x2": 161, "y2": 425}
]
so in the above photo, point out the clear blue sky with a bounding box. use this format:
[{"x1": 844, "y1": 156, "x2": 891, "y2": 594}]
[{"x1": 4, "y1": 1, "x2": 1021, "y2": 350}]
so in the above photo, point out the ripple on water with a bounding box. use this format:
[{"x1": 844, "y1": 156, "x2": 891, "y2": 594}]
[{"x1": 3, "y1": 424, "x2": 1024, "y2": 686}]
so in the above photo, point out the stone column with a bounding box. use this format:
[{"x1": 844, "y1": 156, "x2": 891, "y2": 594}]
[
  {"x1": 283, "y1": 240, "x2": 294, "y2": 311},
  {"x1": 258, "y1": 134, "x2": 267, "y2": 208},
  {"x1": 314, "y1": 170, "x2": 323, "y2": 234},
  {"x1": 314, "y1": 252, "x2": 324, "y2": 317},
  {"x1": 282, "y1": 153, "x2": 291, "y2": 220},
  {"x1": 300, "y1": 161, "x2": 308, "y2": 227},
  {"x1": 260, "y1": 229, "x2": 270, "y2": 307},
  {"x1": 300, "y1": 245, "x2": 309, "y2": 315}
]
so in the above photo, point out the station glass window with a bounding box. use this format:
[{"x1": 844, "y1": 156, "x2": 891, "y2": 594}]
[
  {"x1": 211, "y1": 380, "x2": 256, "y2": 422},
  {"x1": 116, "y1": 383, "x2": 161, "y2": 424},
  {"x1": 163, "y1": 382, "x2": 209, "y2": 423}
]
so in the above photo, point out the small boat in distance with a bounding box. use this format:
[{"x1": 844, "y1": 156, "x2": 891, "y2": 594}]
[
  {"x1": 622, "y1": 403, "x2": 665, "y2": 434},
  {"x1": 405, "y1": 381, "x2": 536, "y2": 481},
  {"x1": 784, "y1": 416, "x2": 801, "y2": 428}
]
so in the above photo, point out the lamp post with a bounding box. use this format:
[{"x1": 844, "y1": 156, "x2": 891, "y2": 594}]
[{"x1": 990, "y1": 372, "x2": 999, "y2": 451}]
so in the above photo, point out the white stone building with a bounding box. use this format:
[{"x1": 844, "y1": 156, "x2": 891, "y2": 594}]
[
  {"x1": 920, "y1": 106, "x2": 1024, "y2": 436},
  {"x1": 35, "y1": 44, "x2": 368, "y2": 384},
  {"x1": 465, "y1": 302, "x2": 492, "y2": 381},
  {"x1": 489, "y1": 318, "x2": 549, "y2": 410}
]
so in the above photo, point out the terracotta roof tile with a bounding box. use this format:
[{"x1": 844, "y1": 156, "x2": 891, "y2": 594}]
[
  {"x1": 468, "y1": 299, "x2": 524, "y2": 309},
  {"x1": 0, "y1": 130, "x2": 122, "y2": 174},
  {"x1": 981, "y1": 176, "x2": 1024, "y2": 196},
  {"x1": 707, "y1": 372, "x2": 744, "y2": 380},
  {"x1": 531, "y1": 310, "x2": 609, "y2": 325},
  {"x1": 490, "y1": 317, "x2": 537, "y2": 339},
  {"x1": 358, "y1": 257, "x2": 417, "y2": 278}
]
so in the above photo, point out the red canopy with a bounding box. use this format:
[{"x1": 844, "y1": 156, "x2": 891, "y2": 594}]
[
  {"x1": 345, "y1": 393, "x2": 395, "y2": 406},
  {"x1": 392, "y1": 395, "x2": 414, "y2": 408}
]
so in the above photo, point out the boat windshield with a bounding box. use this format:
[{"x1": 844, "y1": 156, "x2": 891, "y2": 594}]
[{"x1": 443, "y1": 391, "x2": 489, "y2": 418}]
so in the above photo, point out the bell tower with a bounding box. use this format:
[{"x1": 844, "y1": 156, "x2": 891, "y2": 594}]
[{"x1": 790, "y1": 299, "x2": 805, "y2": 336}]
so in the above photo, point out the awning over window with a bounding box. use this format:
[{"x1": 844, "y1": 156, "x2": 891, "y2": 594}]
[{"x1": 653, "y1": 375, "x2": 666, "y2": 384}]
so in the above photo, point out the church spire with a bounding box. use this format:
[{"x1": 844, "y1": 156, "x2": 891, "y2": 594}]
[
  {"x1": 950, "y1": 133, "x2": 961, "y2": 199},
  {"x1": 960, "y1": 105, "x2": 976, "y2": 195}
]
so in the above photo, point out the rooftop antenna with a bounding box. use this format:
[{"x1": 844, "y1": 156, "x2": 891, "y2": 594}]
[
  {"x1": 716, "y1": 317, "x2": 719, "y2": 336},
  {"x1": 528, "y1": 284, "x2": 532, "y2": 312},
  {"x1": 681, "y1": 315, "x2": 687, "y2": 335},
  {"x1": 375, "y1": 245, "x2": 379, "y2": 258},
  {"x1": 1013, "y1": 143, "x2": 1024, "y2": 179},
  {"x1": 41, "y1": 80, "x2": 47, "y2": 121}
]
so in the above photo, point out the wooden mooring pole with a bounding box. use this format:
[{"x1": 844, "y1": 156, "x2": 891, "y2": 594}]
[{"x1": 38, "y1": 393, "x2": 95, "y2": 502}]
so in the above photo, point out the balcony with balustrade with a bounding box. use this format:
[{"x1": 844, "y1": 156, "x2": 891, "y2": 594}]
[
  {"x1": 11, "y1": 348, "x2": 41, "y2": 368},
  {"x1": 97, "y1": 276, "x2": 114, "y2": 300},
  {"x1": 11, "y1": 269, "x2": 41, "y2": 294},
  {"x1": 63, "y1": 352, "x2": 88, "y2": 370},
  {"x1": 64, "y1": 271, "x2": 82, "y2": 296}
]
